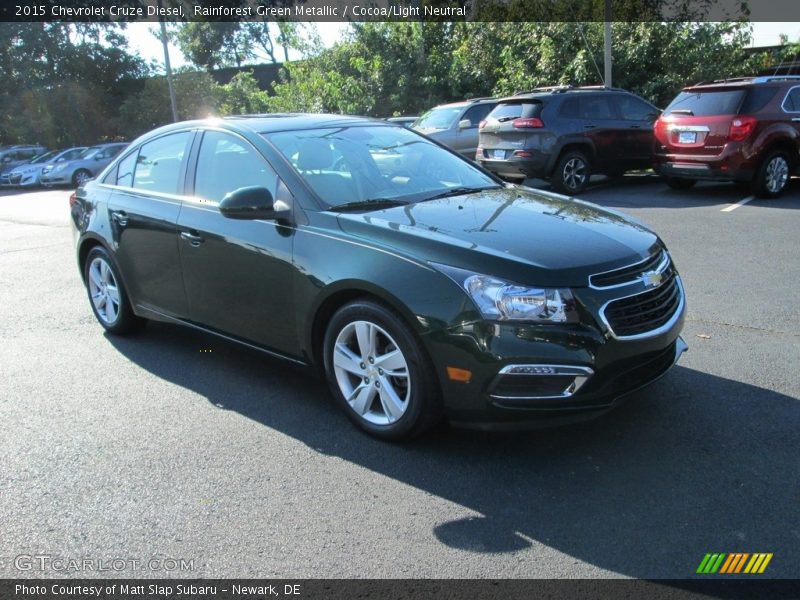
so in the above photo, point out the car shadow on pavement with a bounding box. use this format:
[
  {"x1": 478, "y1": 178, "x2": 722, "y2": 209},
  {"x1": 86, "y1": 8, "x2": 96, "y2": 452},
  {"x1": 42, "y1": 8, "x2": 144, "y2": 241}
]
[{"x1": 106, "y1": 322, "x2": 799, "y2": 579}]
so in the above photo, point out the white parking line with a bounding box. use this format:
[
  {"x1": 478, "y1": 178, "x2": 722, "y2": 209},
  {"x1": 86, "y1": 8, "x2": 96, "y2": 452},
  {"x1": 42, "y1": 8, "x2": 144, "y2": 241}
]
[{"x1": 721, "y1": 196, "x2": 754, "y2": 212}]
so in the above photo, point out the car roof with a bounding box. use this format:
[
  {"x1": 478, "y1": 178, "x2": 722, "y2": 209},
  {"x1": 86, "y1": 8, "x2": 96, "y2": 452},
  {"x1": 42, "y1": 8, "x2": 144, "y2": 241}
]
[{"x1": 685, "y1": 75, "x2": 800, "y2": 91}]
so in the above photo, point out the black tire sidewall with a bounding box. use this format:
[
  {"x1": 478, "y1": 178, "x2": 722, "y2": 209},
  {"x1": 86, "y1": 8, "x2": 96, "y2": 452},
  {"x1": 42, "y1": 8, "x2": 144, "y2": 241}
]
[
  {"x1": 323, "y1": 300, "x2": 439, "y2": 440},
  {"x1": 553, "y1": 151, "x2": 590, "y2": 194}
]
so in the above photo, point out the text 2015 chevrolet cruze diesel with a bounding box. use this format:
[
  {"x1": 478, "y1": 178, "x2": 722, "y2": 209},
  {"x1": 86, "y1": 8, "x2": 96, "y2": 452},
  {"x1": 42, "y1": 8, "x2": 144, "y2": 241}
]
[{"x1": 70, "y1": 114, "x2": 687, "y2": 439}]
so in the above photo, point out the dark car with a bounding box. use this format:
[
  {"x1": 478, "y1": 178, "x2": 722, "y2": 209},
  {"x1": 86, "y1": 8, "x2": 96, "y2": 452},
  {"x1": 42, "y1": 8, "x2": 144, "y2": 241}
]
[
  {"x1": 41, "y1": 142, "x2": 127, "y2": 187},
  {"x1": 413, "y1": 98, "x2": 499, "y2": 159},
  {"x1": 477, "y1": 86, "x2": 661, "y2": 193},
  {"x1": 70, "y1": 114, "x2": 686, "y2": 440},
  {"x1": 385, "y1": 116, "x2": 419, "y2": 128},
  {"x1": 654, "y1": 76, "x2": 800, "y2": 197}
]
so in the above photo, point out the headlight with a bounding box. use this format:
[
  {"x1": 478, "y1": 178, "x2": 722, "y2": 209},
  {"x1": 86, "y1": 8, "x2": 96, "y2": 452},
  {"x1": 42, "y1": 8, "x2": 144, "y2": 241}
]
[{"x1": 433, "y1": 264, "x2": 576, "y2": 323}]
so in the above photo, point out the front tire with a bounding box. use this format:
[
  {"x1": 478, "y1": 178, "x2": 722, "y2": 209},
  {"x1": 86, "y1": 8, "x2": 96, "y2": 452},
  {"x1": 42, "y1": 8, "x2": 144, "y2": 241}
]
[
  {"x1": 84, "y1": 246, "x2": 143, "y2": 335},
  {"x1": 552, "y1": 150, "x2": 590, "y2": 194},
  {"x1": 752, "y1": 151, "x2": 791, "y2": 198},
  {"x1": 323, "y1": 300, "x2": 441, "y2": 440}
]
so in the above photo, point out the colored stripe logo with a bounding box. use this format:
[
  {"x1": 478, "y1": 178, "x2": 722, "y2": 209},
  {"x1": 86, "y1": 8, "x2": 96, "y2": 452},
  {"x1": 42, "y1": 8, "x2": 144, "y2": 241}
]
[{"x1": 696, "y1": 553, "x2": 773, "y2": 574}]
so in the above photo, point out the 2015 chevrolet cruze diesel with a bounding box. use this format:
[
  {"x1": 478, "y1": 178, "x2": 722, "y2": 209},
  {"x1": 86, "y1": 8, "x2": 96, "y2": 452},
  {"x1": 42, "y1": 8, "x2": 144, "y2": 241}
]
[{"x1": 70, "y1": 114, "x2": 687, "y2": 440}]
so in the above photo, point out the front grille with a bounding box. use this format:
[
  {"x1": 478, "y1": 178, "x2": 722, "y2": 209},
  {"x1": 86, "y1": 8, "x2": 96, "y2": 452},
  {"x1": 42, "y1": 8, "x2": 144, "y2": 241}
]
[
  {"x1": 591, "y1": 250, "x2": 667, "y2": 288},
  {"x1": 603, "y1": 269, "x2": 681, "y2": 337},
  {"x1": 8, "y1": 174, "x2": 22, "y2": 184}
]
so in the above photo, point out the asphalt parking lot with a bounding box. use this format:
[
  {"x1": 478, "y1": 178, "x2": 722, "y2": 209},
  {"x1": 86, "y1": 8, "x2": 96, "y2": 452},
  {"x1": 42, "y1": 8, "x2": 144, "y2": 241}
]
[{"x1": 1, "y1": 176, "x2": 798, "y2": 580}]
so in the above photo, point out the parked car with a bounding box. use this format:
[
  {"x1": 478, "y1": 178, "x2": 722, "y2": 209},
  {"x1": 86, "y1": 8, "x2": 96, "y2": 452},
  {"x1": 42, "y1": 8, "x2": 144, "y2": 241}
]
[
  {"x1": 385, "y1": 116, "x2": 419, "y2": 128},
  {"x1": 477, "y1": 86, "x2": 660, "y2": 193},
  {"x1": 41, "y1": 142, "x2": 127, "y2": 187},
  {"x1": 413, "y1": 98, "x2": 499, "y2": 159},
  {"x1": 0, "y1": 145, "x2": 48, "y2": 176},
  {"x1": 654, "y1": 76, "x2": 800, "y2": 197},
  {"x1": 70, "y1": 114, "x2": 686, "y2": 440},
  {"x1": 1, "y1": 146, "x2": 87, "y2": 187}
]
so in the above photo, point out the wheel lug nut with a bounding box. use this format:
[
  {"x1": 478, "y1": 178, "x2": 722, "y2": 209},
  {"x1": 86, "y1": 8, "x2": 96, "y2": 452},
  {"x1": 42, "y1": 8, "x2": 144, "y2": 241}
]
[
  {"x1": 364, "y1": 376, "x2": 370, "y2": 383},
  {"x1": 375, "y1": 381, "x2": 380, "y2": 388},
  {"x1": 378, "y1": 368, "x2": 383, "y2": 375},
  {"x1": 360, "y1": 363, "x2": 365, "y2": 369},
  {"x1": 368, "y1": 357, "x2": 374, "y2": 364}
]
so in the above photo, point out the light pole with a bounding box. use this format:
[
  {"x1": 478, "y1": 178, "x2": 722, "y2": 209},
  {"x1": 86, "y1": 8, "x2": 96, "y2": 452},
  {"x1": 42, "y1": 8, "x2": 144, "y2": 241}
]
[
  {"x1": 157, "y1": 0, "x2": 179, "y2": 122},
  {"x1": 604, "y1": 0, "x2": 612, "y2": 88}
]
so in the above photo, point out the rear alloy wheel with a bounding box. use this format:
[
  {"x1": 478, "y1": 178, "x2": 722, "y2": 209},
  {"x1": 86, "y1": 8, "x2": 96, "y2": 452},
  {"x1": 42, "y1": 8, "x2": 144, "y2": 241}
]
[
  {"x1": 84, "y1": 246, "x2": 143, "y2": 335},
  {"x1": 72, "y1": 169, "x2": 91, "y2": 187},
  {"x1": 323, "y1": 300, "x2": 441, "y2": 440},
  {"x1": 664, "y1": 177, "x2": 697, "y2": 190},
  {"x1": 552, "y1": 151, "x2": 590, "y2": 194},
  {"x1": 752, "y1": 151, "x2": 790, "y2": 198}
]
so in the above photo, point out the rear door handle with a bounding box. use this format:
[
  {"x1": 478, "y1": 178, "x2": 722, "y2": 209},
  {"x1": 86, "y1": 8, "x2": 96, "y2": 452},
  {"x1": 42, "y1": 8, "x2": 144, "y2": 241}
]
[
  {"x1": 629, "y1": 125, "x2": 642, "y2": 129},
  {"x1": 792, "y1": 117, "x2": 800, "y2": 122},
  {"x1": 583, "y1": 124, "x2": 596, "y2": 129},
  {"x1": 180, "y1": 230, "x2": 204, "y2": 246},
  {"x1": 111, "y1": 210, "x2": 128, "y2": 227}
]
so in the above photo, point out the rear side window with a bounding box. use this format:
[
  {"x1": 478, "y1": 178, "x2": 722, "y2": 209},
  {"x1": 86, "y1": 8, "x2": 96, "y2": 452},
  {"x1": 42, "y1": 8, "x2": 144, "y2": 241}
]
[
  {"x1": 489, "y1": 101, "x2": 543, "y2": 121},
  {"x1": 579, "y1": 96, "x2": 615, "y2": 120},
  {"x1": 782, "y1": 87, "x2": 800, "y2": 112},
  {"x1": 131, "y1": 132, "x2": 192, "y2": 195},
  {"x1": 559, "y1": 97, "x2": 579, "y2": 118},
  {"x1": 116, "y1": 151, "x2": 137, "y2": 187},
  {"x1": 665, "y1": 90, "x2": 745, "y2": 116},
  {"x1": 740, "y1": 87, "x2": 778, "y2": 113}
]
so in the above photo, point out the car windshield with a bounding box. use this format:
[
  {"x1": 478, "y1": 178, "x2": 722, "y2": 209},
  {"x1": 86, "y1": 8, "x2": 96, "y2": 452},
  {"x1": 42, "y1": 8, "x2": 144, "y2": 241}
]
[
  {"x1": 30, "y1": 151, "x2": 57, "y2": 164},
  {"x1": 413, "y1": 106, "x2": 464, "y2": 130},
  {"x1": 266, "y1": 125, "x2": 500, "y2": 209},
  {"x1": 78, "y1": 147, "x2": 101, "y2": 159}
]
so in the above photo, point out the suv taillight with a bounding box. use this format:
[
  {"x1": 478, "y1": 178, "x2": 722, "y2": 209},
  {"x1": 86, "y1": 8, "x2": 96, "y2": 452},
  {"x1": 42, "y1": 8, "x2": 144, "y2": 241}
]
[
  {"x1": 513, "y1": 117, "x2": 544, "y2": 129},
  {"x1": 729, "y1": 116, "x2": 757, "y2": 142},
  {"x1": 68, "y1": 192, "x2": 77, "y2": 207}
]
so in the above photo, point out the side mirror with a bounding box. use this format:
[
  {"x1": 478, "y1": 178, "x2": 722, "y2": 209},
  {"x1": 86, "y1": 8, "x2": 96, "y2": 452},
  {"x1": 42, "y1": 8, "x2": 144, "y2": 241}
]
[
  {"x1": 458, "y1": 119, "x2": 472, "y2": 129},
  {"x1": 219, "y1": 186, "x2": 288, "y2": 220}
]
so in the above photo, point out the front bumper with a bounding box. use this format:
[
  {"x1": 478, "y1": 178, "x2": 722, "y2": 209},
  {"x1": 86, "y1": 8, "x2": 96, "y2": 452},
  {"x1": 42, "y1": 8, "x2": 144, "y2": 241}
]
[{"x1": 422, "y1": 282, "x2": 686, "y2": 430}]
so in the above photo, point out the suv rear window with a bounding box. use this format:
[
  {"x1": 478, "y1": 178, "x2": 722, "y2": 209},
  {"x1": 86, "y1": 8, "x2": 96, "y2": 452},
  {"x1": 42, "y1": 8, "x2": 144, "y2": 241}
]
[
  {"x1": 489, "y1": 101, "x2": 543, "y2": 121},
  {"x1": 665, "y1": 90, "x2": 745, "y2": 116}
]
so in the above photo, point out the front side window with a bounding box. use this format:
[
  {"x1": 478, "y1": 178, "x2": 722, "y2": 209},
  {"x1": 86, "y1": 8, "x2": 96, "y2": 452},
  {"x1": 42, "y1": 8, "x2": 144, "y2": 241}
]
[
  {"x1": 266, "y1": 125, "x2": 499, "y2": 208},
  {"x1": 131, "y1": 132, "x2": 191, "y2": 195},
  {"x1": 616, "y1": 95, "x2": 657, "y2": 121},
  {"x1": 194, "y1": 131, "x2": 278, "y2": 203}
]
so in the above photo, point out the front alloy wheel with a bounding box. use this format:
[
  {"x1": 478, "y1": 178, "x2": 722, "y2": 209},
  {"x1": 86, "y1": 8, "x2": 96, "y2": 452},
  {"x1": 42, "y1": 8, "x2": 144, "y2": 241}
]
[{"x1": 323, "y1": 300, "x2": 441, "y2": 440}]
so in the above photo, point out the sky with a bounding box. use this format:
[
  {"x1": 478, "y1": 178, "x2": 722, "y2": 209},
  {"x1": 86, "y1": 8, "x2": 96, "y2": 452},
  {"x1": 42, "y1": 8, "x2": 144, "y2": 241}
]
[{"x1": 124, "y1": 22, "x2": 800, "y2": 72}]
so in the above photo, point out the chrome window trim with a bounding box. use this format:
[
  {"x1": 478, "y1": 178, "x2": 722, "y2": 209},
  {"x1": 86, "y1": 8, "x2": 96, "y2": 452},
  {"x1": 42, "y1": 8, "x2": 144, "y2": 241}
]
[
  {"x1": 599, "y1": 276, "x2": 685, "y2": 341},
  {"x1": 589, "y1": 250, "x2": 670, "y2": 290},
  {"x1": 666, "y1": 124, "x2": 710, "y2": 133},
  {"x1": 489, "y1": 364, "x2": 594, "y2": 400},
  {"x1": 780, "y1": 85, "x2": 800, "y2": 114},
  {"x1": 96, "y1": 182, "x2": 187, "y2": 205}
]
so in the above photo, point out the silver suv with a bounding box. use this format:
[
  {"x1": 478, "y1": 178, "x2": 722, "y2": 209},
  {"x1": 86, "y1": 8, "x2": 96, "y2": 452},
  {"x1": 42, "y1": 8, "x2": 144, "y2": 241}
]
[{"x1": 412, "y1": 98, "x2": 498, "y2": 159}]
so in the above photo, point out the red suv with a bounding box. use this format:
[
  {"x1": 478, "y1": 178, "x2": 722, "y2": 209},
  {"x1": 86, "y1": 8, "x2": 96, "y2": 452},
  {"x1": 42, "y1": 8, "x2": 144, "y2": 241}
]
[{"x1": 654, "y1": 76, "x2": 800, "y2": 197}]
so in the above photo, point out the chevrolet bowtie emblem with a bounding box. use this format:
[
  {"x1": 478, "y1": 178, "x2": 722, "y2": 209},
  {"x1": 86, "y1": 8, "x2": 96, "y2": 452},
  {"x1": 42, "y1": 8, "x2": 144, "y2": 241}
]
[{"x1": 642, "y1": 270, "x2": 662, "y2": 288}]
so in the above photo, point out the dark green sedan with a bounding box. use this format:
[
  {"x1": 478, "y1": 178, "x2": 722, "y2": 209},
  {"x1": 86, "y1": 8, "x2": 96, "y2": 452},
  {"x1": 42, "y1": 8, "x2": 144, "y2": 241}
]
[{"x1": 70, "y1": 114, "x2": 686, "y2": 440}]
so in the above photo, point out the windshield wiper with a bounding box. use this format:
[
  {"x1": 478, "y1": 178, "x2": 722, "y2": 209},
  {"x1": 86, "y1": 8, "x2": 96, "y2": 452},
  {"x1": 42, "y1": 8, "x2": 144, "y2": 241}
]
[
  {"x1": 330, "y1": 198, "x2": 409, "y2": 212},
  {"x1": 422, "y1": 186, "x2": 498, "y2": 202}
]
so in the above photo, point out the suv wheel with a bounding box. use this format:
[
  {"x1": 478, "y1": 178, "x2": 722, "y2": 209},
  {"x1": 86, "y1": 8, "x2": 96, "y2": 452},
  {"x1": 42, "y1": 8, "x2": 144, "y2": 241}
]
[
  {"x1": 752, "y1": 151, "x2": 791, "y2": 198},
  {"x1": 552, "y1": 151, "x2": 590, "y2": 194},
  {"x1": 323, "y1": 300, "x2": 441, "y2": 440},
  {"x1": 665, "y1": 177, "x2": 697, "y2": 190}
]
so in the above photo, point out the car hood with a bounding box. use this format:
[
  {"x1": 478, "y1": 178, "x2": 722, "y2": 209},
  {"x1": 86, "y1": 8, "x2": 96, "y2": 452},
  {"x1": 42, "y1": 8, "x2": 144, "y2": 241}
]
[{"x1": 336, "y1": 187, "x2": 661, "y2": 287}]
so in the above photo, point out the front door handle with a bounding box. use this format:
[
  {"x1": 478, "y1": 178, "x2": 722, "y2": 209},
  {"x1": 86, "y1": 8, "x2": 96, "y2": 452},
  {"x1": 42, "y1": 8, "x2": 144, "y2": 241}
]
[
  {"x1": 111, "y1": 210, "x2": 128, "y2": 227},
  {"x1": 629, "y1": 124, "x2": 642, "y2": 129},
  {"x1": 583, "y1": 124, "x2": 596, "y2": 129},
  {"x1": 180, "y1": 230, "x2": 204, "y2": 247}
]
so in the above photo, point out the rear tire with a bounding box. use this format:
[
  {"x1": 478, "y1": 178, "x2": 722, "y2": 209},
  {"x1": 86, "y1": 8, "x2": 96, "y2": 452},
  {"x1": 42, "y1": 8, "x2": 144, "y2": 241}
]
[
  {"x1": 552, "y1": 150, "x2": 590, "y2": 194},
  {"x1": 323, "y1": 300, "x2": 442, "y2": 440},
  {"x1": 751, "y1": 151, "x2": 791, "y2": 198},
  {"x1": 664, "y1": 177, "x2": 697, "y2": 190},
  {"x1": 84, "y1": 246, "x2": 144, "y2": 335}
]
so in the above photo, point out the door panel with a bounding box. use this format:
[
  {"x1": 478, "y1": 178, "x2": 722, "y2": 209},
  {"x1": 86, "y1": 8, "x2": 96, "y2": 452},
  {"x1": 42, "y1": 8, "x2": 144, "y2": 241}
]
[{"x1": 177, "y1": 130, "x2": 297, "y2": 354}]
